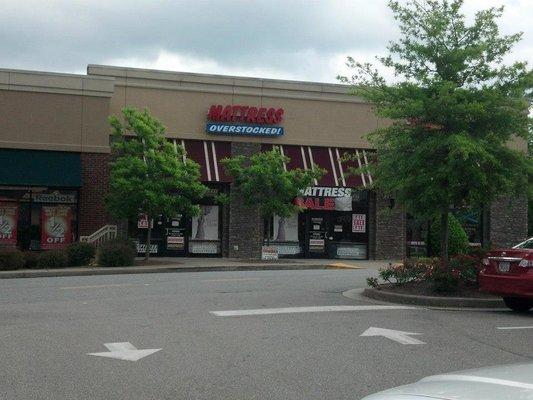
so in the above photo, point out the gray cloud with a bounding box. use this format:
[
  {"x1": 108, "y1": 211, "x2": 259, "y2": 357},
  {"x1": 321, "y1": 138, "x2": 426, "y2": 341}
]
[{"x1": 0, "y1": 0, "x2": 530, "y2": 82}]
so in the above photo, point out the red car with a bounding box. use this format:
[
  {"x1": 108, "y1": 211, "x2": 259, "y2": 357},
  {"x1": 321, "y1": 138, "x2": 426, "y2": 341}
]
[{"x1": 479, "y1": 237, "x2": 533, "y2": 312}]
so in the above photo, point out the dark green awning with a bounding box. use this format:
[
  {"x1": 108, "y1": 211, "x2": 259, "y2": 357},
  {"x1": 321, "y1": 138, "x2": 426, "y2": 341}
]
[{"x1": 0, "y1": 149, "x2": 82, "y2": 187}]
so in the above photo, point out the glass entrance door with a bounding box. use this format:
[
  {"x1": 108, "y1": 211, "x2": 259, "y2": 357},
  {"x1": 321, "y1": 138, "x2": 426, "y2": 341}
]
[{"x1": 305, "y1": 212, "x2": 328, "y2": 258}]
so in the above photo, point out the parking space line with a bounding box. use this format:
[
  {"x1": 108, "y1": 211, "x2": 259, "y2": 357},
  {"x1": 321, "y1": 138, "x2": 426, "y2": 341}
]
[
  {"x1": 201, "y1": 278, "x2": 260, "y2": 283},
  {"x1": 497, "y1": 326, "x2": 533, "y2": 330},
  {"x1": 60, "y1": 284, "x2": 150, "y2": 290},
  {"x1": 211, "y1": 305, "x2": 419, "y2": 316}
]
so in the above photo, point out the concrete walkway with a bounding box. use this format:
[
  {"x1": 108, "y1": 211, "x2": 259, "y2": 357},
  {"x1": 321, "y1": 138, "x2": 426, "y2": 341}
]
[{"x1": 0, "y1": 257, "x2": 393, "y2": 279}]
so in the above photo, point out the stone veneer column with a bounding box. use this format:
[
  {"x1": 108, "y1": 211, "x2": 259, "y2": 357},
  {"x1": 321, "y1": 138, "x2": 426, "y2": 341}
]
[
  {"x1": 374, "y1": 192, "x2": 406, "y2": 260},
  {"x1": 488, "y1": 195, "x2": 527, "y2": 248},
  {"x1": 228, "y1": 142, "x2": 263, "y2": 259}
]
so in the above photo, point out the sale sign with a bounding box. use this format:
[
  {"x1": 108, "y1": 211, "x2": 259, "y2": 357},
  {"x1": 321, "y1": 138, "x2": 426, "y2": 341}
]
[
  {"x1": 0, "y1": 204, "x2": 18, "y2": 245},
  {"x1": 352, "y1": 214, "x2": 366, "y2": 233},
  {"x1": 137, "y1": 214, "x2": 153, "y2": 229},
  {"x1": 41, "y1": 206, "x2": 72, "y2": 249}
]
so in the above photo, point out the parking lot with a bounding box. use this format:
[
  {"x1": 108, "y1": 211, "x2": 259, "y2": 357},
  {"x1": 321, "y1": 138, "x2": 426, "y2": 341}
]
[{"x1": 1, "y1": 269, "x2": 532, "y2": 400}]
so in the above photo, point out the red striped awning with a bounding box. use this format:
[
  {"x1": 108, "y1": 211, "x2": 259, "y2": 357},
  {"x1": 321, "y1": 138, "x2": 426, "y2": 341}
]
[
  {"x1": 173, "y1": 139, "x2": 232, "y2": 183},
  {"x1": 261, "y1": 144, "x2": 373, "y2": 188}
]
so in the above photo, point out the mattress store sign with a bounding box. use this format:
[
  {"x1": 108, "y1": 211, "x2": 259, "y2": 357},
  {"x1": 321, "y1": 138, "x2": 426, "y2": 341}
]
[
  {"x1": 294, "y1": 187, "x2": 353, "y2": 211},
  {"x1": 206, "y1": 104, "x2": 284, "y2": 137}
]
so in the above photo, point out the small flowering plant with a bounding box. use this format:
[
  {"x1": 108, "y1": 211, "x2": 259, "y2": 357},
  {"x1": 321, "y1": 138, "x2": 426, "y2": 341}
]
[
  {"x1": 377, "y1": 258, "x2": 439, "y2": 287},
  {"x1": 369, "y1": 252, "x2": 485, "y2": 293}
]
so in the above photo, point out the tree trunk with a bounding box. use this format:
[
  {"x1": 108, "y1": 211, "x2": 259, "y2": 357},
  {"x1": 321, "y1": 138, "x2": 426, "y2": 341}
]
[
  {"x1": 439, "y1": 209, "x2": 449, "y2": 270},
  {"x1": 145, "y1": 220, "x2": 152, "y2": 261}
]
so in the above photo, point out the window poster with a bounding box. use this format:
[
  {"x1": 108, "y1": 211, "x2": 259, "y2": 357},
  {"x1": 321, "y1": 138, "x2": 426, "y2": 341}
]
[
  {"x1": 167, "y1": 235, "x2": 185, "y2": 250},
  {"x1": 41, "y1": 206, "x2": 72, "y2": 249},
  {"x1": 191, "y1": 205, "x2": 219, "y2": 240},
  {"x1": 352, "y1": 213, "x2": 366, "y2": 233},
  {"x1": 0, "y1": 204, "x2": 18, "y2": 245},
  {"x1": 137, "y1": 214, "x2": 153, "y2": 229},
  {"x1": 272, "y1": 214, "x2": 298, "y2": 242}
]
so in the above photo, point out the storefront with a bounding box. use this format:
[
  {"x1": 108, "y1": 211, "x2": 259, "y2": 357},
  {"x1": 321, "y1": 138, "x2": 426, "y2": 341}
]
[
  {"x1": 0, "y1": 149, "x2": 83, "y2": 250},
  {"x1": 267, "y1": 188, "x2": 369, "y2": 259},
  {"x1": 133, "y1": 184, "x2": 228, "y2": 257},
  {"x1": 0, "y1": 188, "x2": 79, "y2": 250},
  {"x1": 0, "y1": 65, "x2": 527, "y2": 259}
]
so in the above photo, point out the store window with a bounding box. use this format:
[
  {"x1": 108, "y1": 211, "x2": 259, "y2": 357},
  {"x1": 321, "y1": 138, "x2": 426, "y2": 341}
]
[
  {"x1": 266, "y1": 214, "x2": 301, "y2": 257},
  {"x1": 0, "y1": 187, "x2": 78, "y2": 250},
  {"x1": 453, "y1": 207, "x2": 482, "y2": 246},
  {"x1": 189, "y1": 205, "x2": 221, "y2": 255},
  {"x1": 406, "y1": 215, "x2": 428, "y2": 258}
]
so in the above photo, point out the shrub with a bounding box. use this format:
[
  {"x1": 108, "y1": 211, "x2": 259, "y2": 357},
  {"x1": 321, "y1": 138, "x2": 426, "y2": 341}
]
[
  {"x1": 0, "y1": 248, "x2": 25, "y2": 270},
  {"x1": 66, "y1": 242, "x2": 95, "y2": 266},
  {"x1": 97, "y1": 239, "x2": 136, "y2": 268},
  {"x1": 38, "y1": 250, "x2": 69, "y2": 269},
  {"x1": 366, "y1": 277, "x2": 380, "y2": 289},
  {"x1": 22, "y1": 251, "x2": 40, "y2": 269},
  {"x1": 432, "y1": 270, "x2": 459, "y2": 293},
  {"x1": 377, "y1": 258, "x2": 438, "y2": 286},
  {"x1": 449, "y1": 253, "x2": 483, "y2": 286},
  {"x1": 428, "y1": 213, "x2": 469, "y2": 257}
]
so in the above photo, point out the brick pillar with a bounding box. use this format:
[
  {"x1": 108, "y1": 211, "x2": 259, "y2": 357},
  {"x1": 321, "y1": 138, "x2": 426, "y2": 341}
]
[
  {"x1": 78, "y1": 152, "x2": 110, "y2": 236},
  {"x1": 228, "y1": 142, "x2": 263, "y2": 259},
  {"x1": 221, "y1": 191, "x2": 230, "y2": 257},
  {"x1": 489, "y1": 195, "x2": 527, "y2": 248},
  {"x1": 374, "y1": 192, "x2": 406, "y2": 260},
  {"x1": 368, "y1": 191, "x2": 377, "y2": 259}
]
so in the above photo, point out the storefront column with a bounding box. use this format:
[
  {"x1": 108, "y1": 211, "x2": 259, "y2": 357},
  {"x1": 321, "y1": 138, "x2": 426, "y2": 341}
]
[
  {"x1": 374, "y1": 192, "x2": 406, "y2": 260},
  {"x1": 228, "y1": 142, "x2": 263, "y2": 259},
  {"x1": 368, "y1": 191, "x2": 377, "y2": 259},
  {"x1": 221, "y1": 201, "x2": 230, "y2": 257},
  {"x1": 78, "y1": 153, "x2": 110, "y2": 236},
  {"x1": 488, "y1": 195, "x2": 527, "y2": 248}
]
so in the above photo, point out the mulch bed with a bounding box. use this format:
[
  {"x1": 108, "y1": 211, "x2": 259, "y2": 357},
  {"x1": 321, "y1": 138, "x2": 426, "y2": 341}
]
[{"x1": 380, "y1": 281, "x2": 499, "y2": 299}]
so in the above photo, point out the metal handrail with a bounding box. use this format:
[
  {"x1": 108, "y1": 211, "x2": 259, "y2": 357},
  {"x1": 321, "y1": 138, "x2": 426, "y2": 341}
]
[{"x1": 79, "y1": 225, "x2": 118, "y2": 246}]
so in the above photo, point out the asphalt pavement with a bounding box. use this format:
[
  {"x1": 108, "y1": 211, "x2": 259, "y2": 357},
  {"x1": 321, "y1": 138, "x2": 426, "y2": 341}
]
[{"x1": 0, "y1": 268, "x2": 532, "y2": 399}]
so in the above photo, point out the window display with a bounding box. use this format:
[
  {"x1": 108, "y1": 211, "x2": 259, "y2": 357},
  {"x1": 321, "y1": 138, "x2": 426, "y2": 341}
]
[
  {"x1": 0, "y1": 204, "x2": 18, "y2": 246},
  {"x1": 189, "y1": 205, "x2": 221, "y2": 254},
  {"x1": 191, "y1": 206, "x2": 219, "y2": 240},
  {"x1": 40, "y1": 205, "x2": 73, "y2": 249}
]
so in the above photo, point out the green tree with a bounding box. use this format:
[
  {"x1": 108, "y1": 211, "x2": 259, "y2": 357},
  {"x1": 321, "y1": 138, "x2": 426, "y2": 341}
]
[
  {"x1": 221, "y1": 147, "x2": 324, "y2": 246},
  {"x1": 107, "y1": 107, "x2": 208, "y2": 260},
  {"x1": 339, "y1": 0, "x2": 532, "y2": 268}
]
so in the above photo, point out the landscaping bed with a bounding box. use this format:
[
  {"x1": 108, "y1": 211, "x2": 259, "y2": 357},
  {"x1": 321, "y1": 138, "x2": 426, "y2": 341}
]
[
  {"x1": 0, "y1": 239, "x2": 137, "y2": 271},
  {"x1": 377, "y1": 281, "x2": 497, "y2": 299},
  {"x1": 364, "y1": 250, "x2": 504, "y2": 307}
]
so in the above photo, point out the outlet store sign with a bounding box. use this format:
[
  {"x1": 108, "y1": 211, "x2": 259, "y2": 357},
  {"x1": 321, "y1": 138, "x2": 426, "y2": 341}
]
[{"x1": 206, "y1": 104, "x2": 284, "y2": 137}]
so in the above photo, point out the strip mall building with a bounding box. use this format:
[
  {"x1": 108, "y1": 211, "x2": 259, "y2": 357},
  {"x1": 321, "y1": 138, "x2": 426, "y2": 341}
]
[{"x1": 0, "y1": 65, "x2": 527, "y2": 259}]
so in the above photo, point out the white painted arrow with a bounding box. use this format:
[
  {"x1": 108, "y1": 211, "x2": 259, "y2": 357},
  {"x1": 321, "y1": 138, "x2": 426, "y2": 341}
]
[
  {"x1": 360, "y1": 327, "x2": 425, "y2": 345},
  {"x1": 87, "y1": 342, "x2": 161, "y2": 361}
]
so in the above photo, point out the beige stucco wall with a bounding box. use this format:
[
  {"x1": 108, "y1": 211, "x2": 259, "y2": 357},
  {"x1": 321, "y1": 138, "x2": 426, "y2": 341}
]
[
  {"x1": 90, "y1": 65, "x2": 378, "y2": 149},
  {"x1": 0, "y1": 69, "x2": 114, "y2": 153},
  {"x1": 3, "y1": 64, "x2": 523, "y2": 154}
]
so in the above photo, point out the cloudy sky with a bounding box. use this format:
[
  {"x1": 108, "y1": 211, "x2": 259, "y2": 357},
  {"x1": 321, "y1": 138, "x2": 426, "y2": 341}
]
[{"x1": 1, "y1": 0, "x2": 531, "y2": 83}]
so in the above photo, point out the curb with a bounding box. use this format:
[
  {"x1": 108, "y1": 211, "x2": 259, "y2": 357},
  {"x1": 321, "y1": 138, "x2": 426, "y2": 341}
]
[
  {"x1": 362, "y1": 287, "x2": 504, "y2": 308},
  {"x1": 326, "y1": 263, "x2": 364, "y2": 269},
  {"x1": 0, "y1": 264, "x2": 328, "y2": 279}
]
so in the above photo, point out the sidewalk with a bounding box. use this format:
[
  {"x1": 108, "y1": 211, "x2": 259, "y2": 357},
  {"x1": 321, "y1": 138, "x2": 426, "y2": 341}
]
[{"x1": 0, "y1": 257, "x2": 392, "y2": 279}]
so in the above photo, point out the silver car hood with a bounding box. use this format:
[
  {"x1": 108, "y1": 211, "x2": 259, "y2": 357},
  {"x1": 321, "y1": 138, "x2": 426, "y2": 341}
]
[{"x1": 362, "y1": 362, "x2": 533, "y2": 400}]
